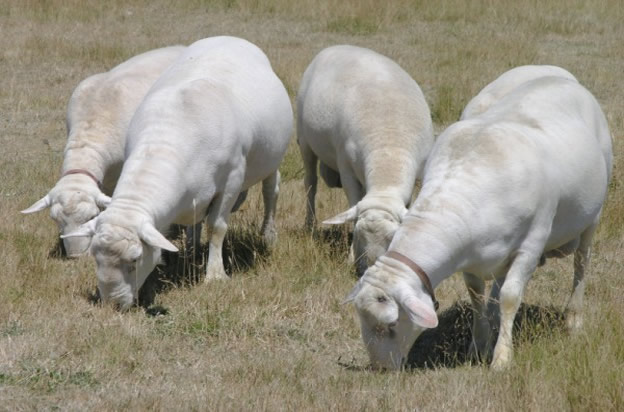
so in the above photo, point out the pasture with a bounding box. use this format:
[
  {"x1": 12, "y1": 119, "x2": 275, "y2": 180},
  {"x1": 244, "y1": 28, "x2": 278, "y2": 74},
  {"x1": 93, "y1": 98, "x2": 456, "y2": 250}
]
[{"x1": 1, "y1": 0, "x2": 623, "y2": 409}]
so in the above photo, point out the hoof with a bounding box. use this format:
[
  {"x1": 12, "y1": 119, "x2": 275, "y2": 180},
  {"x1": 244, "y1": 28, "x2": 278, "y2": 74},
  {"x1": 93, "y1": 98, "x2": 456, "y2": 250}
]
[
  {"x1": 262, "y1": 228, "x2": 278, "y2": 247},
  {"x1": 490, "y1": 350, "x2": 512, "y2": 371},
  {"x1": 564, "y1": 310, "x2": 583, "y2": 333},
  {"x1": 205, "y1": 269, "x2": 229, "y2": 283},
  {"x1": 468, "y1": 342, "x2": 490, "y2": 364}
]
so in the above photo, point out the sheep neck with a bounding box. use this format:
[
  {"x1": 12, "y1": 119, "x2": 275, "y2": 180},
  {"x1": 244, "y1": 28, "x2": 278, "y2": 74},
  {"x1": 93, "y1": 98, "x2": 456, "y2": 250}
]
[
  {"x1": 62, "y1": 169, "x2": 103, "y2": 191},
  {"x1": 384, "y1": 250, "x2": 439, "y2": 310},
  {"x1": 387, "y1": 213, "x2": 470, "y2": 292}
]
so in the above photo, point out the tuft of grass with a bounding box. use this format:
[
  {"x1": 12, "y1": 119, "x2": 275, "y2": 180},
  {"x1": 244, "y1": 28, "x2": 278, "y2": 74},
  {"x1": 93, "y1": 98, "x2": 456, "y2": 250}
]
[
  {"x1": 0, "y1": 321, "x2": 26, "y2": 338},
  {"x1": 326, "y1": 16, "x2": 379, "y2": 36},
  {"x1": 431, "y1": 84, "x2": 463, "y2": 125}
]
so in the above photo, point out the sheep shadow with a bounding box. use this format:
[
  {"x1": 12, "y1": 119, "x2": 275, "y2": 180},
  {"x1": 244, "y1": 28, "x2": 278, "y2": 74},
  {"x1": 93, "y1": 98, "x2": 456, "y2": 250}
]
[
  {"x1": 138, "y1": 226, "x2": 271, "y2": 309},
  {"x1": 406, "y1": 301, "x2": 565, "y2": 369},
  {"x1": 48, "y1": 238, "x2": 67, "y2": 259},
  {"x1": 312, "y1": 226, "x2": 353, "y2": 258},
  {"x1": 314, "y1": 226, "x2": 352, "y2": 254}
]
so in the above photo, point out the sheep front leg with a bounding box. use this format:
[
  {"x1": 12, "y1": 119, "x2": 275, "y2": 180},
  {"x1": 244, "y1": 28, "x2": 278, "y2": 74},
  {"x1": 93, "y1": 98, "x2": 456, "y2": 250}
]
[
  {"x1": 204, "y1": 193, "x2": 237, "y2": 282},
  {"x1": 491, "y1": 252, "x2": 538, "y2": 370},
  {"x1": 260, "y1": 170, "x2": 280, "y2": 246},
  {"x1": 338, "y1": 168, "x2": 364, "y2": 265},
  {"x1": 300, "y1": 142, "x2": 318, "y2": 230},
  {"x1": 463, "y1": 272, "x2": 492, "y2": 362}
]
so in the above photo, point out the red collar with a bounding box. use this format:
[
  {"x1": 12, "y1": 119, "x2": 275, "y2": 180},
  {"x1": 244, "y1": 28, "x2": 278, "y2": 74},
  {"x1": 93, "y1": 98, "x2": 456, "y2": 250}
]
[
  {"x1": 385, "y1": 250, "x2": 439, "y2": 310},
  {"x1": 62, "y1": 169, "x2": 103, "y2": 191}
]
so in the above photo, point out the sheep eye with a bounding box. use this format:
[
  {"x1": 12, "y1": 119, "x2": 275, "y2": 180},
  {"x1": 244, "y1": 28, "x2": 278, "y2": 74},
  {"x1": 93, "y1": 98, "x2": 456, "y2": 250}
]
[{"x1": 377, "y1": 296, "x2": 387, "y2": 303}]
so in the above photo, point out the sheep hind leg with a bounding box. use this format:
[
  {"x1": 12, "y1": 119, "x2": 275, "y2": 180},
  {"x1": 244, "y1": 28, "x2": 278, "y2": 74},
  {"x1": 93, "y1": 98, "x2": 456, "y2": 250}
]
[
  {"x1": 320, "y1": 162, "x2": 341, "y2": 188},
  {"x1": 260, "y1": 171, "x2": 279, "y2": 246},
  {"x1": 185, "y1": 222, "x2": 203, "y2": 259},
  {"x1": 564, "y1": 221, "x2": 598, "y2": 333}
]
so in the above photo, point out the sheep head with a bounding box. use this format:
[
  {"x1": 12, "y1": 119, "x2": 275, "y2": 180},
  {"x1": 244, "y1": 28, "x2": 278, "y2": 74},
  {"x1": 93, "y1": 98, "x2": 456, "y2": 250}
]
[
  {"x1": 345, "y1": 262, "x2": 438, "y2": 370},
  {"x1": 21, "y1": 189, "x2": 111, "y2": 258},
  {"x1": 63, "y1": 214, "x2": 177, "y2": 310},
  {"x1": 324, "y1": 197, "x2": 407, "y2": 276}
]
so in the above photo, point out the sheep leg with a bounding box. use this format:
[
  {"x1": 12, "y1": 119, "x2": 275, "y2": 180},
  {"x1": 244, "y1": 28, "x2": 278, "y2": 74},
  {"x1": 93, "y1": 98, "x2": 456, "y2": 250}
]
[
  {"x1": 463, "y1": 272, "x2": 492, "y2": 362},
  {"x1": 491, "y1": 251, "x2": 539, "y2": 370},
  {"x1": 260, "y1": 170, "x2": 280, "y2": 246},
  {"x1": 319, "y1": 162, "x2": 341, "y2": 188},
  {"x1": 564, "y1": 221, "x2": 597, "y2": 332},
  {"x1": 300, "y1": 142, "x2": 318, "y2": 230},
  {"x1": 338, "y1": 168, "x2": 364, "y2": 264},
  {"x1": 231, "y1": 190, "x2": 248, "y2": 213},
  {"x1": 487, "y1": 279, "x2": 503, "y2": 333},
  {"x1": 204, "y1": 191, "x2": 240, "y2": 282},
  {"x1": 185, "y1": 222, "x2": 203, "y2": 257},
  {"x1": 186, "y1": 189, "x2": 247, "y2": 259}
]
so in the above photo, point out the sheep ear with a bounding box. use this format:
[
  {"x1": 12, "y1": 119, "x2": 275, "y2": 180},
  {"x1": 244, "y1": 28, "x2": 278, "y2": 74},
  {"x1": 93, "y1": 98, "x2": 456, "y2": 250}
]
[
  {"x1": 323, "y1": 206, "x2": 357, "y2": 225},
  {"x1": 343, "y1": 279, "x2": 364, "y2": 304},
  {"x1": 139, "y1": 222, "x2": 178, "y2": 252},
  {"x1": 61, "y1": 218, "x2": 97, "y2": 238},
  {"x1": 21, "y1": 194, "x2": 51, "y2": 214},
  {"x1": 397, "y1": 290, "x2": 438, "y2": 329},
  {"x1": 95, "y1": 193, "x2": 112, "y2": 209}
]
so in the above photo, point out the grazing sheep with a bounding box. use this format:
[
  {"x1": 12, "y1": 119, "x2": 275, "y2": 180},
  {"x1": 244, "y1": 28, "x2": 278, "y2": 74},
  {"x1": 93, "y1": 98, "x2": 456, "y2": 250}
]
[
  {"x1": 21, "y1": 45, "x2": 185, "y2": 257},
  {"x1": 346, "y1": 75, "x2": 613, "y2": 370},
  {"x1": 63, "y1": 36, "x2": 293, "y2": 310},
  {"x1": 460, "y1": 64, "x2": 577, "y2": 120},
  {"x1": 297, "y1": 45, "x2": 434, "y2": 276}
]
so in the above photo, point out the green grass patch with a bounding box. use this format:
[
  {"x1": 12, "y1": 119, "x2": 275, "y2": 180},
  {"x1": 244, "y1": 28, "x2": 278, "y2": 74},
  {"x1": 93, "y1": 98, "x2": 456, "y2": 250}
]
[{"x1": 326, "y1": 16, "x2": 378, "y2": 35}]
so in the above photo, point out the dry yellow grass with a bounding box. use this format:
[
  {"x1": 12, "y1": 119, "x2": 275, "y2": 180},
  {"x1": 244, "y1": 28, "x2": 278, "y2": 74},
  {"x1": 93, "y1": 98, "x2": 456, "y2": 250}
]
[{"x1": 1, "y1": 0, "x2": 623, "y2": 410}]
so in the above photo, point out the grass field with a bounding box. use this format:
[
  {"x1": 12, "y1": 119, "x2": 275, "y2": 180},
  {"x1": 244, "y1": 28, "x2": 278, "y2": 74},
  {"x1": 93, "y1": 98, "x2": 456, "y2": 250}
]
[{"x1": 1, "y1": 0, "x2": 623, "y2": 410}]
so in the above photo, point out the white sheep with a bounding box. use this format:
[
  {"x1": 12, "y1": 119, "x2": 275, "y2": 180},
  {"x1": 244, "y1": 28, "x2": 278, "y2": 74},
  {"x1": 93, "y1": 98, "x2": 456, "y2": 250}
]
[
  {"x1": 21, "y1": 45, "x2": 185, "y2": 257},
  {"x1": 460, "y1": 64, "x2": 577, "y2": 120},
  {"x1": 346, "y1": 75, "x2": 613, "y2": 370},
  {"x1": 62, "y1": 36, "x2": 293, "y2": 310},
  {"x1": 297, "y1": 45, "x2": 434, "y2": 275}
]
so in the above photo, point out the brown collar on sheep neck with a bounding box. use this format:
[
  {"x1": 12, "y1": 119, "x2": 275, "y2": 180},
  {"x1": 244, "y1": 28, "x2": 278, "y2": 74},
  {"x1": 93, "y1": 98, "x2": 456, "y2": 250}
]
[
  {"x1": 62, "y1": 169, "x2": 103, "y2": 191},
  {"x1": 385, "y1": 250, "x2": 439, "y2": 311}
]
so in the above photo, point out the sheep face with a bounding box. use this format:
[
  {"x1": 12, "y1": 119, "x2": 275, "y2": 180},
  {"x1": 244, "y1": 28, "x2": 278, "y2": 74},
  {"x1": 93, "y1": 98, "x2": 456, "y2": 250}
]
[
  {"x1": 89, "y1": 224, "x2": 151, "y2": 310},
  {"x1": 62, "y1": 216, "x2": 178, "y2": 311},
  {"x1": 353, "y1": 209, "x2": 401, "y2": 276},
  {"x1": 351, "y1": 281, "x2": 418, "y2": 370},
  {"x1": 50, "y1": 191, "x2": 101, "y2": 257},
  {"x1": 346, "y1": 264, "x2": 439, "y2": 370},
  {"x1": 22, "y1": 188, "x2": 111, "y2": 258}
]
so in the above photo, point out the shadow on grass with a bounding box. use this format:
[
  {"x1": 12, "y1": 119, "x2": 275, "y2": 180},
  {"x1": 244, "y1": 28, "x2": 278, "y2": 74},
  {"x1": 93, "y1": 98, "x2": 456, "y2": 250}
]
[
  {"x1": 312, "y1": 226, "x2": 353, "y2": 258},
  {"x1": 83, "y1": 226, "x2": 270, "y2": 312},
  {"x1": 137, "y1": 227, "x2": 271, "y2": 309},
  {"x1": 47, "y1": 237, "x2": 67, "y2": 259},
  {"x1": 406, "y1": 301, "x2": 565, "y2": 369},
  {"x1": 310, "y1": 225, "x2": 366, "y2": 278}
]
